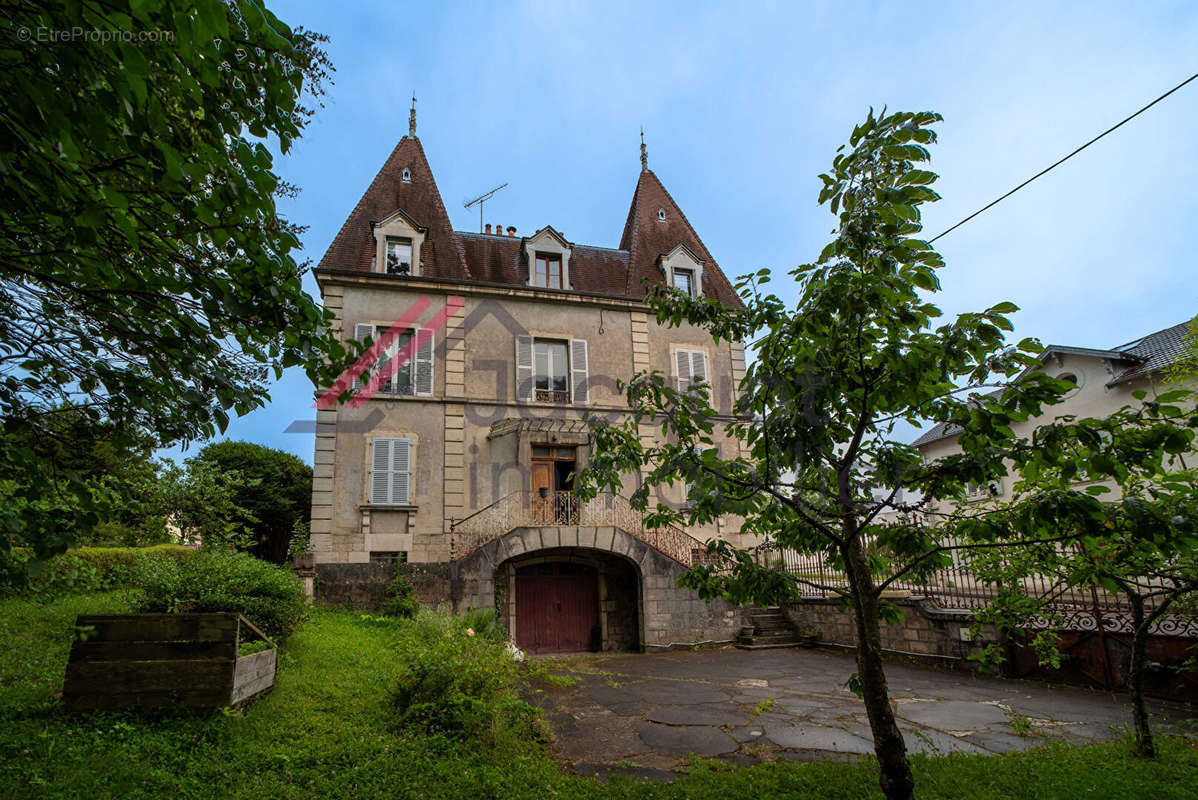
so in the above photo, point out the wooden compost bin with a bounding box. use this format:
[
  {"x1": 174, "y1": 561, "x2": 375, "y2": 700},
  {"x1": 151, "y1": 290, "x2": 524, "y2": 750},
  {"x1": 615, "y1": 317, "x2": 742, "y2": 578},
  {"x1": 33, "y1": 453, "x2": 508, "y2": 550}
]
[{"x1": 62, "y1": 612, "x2": 276, "y2": 711}]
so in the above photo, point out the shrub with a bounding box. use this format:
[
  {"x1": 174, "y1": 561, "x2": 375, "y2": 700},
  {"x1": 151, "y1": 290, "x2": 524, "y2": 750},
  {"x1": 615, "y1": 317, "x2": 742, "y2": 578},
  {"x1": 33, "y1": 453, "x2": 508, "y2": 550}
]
[
  {"x1": 2, "y1": 545, "x2": 194, "y2": 597},
  {"x1": 382, "y1": 575, "x2": 418, "y2": 619},
  {"x1": 459, "y1": 607, "x2": 507, "y2": 644},
  {"x1": 136, "y1": 549, "x2": 306, "y2": 639},
  {"x1": 391, "y1": 609, "x2": 536, "y2": 743}
]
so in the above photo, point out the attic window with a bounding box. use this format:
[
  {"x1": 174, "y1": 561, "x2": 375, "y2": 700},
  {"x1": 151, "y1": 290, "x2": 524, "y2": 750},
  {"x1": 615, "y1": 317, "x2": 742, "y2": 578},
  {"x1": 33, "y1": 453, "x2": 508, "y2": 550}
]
[
  {"x1": 657, "y1": 208, "x2": 666, "y2": 221},
  {"x1": 401, "y1": 167, "x2": 412, "y2": 183},
  {"x1": 386, "y1": 237, "x2": 413, "y2": 276}
]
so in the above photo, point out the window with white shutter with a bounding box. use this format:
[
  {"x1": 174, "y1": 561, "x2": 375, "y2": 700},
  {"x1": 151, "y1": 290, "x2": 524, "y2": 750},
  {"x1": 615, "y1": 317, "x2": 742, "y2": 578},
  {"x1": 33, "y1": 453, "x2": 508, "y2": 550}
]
[
  {"x1": 515, "y1": 335, "x2": 585, "y2": 404},
  {"x1": 570, "y1": 339, "x2": 588, "y2": 405},
  {"x1": 370, "y1": 438, "x2": 412, "y2": 505},
  {"x1": 515, "y1": 335, "x2": 534, "y2": 402},
  {"x1": 414, "y1": 329, "x2": 434, "y2": 396},
  {"x1": 674, "y1": 348, "x2": 708, "y2": 392}
]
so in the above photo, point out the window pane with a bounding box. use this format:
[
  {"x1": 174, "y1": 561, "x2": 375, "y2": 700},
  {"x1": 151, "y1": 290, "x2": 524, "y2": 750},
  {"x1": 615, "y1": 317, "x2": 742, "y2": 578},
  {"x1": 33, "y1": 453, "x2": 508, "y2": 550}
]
[
  {"x1": 549, "y1": 259, "x2": 561, "y2": 288},
  {"x1": 673, "y1": 269, "x2": 692, "y2": 294},
  {"x1": 534, "y1": 256, "x2": 547, "y2": 287},
  {"x1": 550, "y1": 342, "x2": 568, "y2": 392},
  {"x1": 534, "y1": 342, "x2": 549, "y2": 390},
  {"x1": 386, "y1": 239, "x2": 412, "y2": 275}
]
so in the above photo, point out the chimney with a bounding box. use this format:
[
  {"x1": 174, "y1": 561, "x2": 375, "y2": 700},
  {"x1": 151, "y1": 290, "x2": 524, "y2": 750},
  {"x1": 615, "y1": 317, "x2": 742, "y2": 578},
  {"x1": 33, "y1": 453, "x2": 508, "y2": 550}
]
[
  {"x1": 493, "y1": 222, "x2": 500, "y2": 235},
  {"x1": 484, "y1": 224, "x2": 492, "y2": 235},
  {"x1": 506, "y1": 226, "x2": 517, "y2": 237}
]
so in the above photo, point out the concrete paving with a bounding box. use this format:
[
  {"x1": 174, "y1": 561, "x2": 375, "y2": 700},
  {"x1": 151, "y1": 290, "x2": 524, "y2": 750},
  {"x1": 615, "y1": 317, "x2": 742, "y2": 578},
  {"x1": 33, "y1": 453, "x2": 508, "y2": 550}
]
[{"x1": 523, "y1": 646, "x2": 1197, "y2": 779}]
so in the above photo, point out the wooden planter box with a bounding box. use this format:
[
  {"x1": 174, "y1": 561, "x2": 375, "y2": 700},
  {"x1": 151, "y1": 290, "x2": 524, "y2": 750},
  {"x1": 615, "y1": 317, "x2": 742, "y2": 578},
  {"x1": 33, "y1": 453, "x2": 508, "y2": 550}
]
[{"x1": 62, "y1": 613, "x2": 276, "y2": 712}]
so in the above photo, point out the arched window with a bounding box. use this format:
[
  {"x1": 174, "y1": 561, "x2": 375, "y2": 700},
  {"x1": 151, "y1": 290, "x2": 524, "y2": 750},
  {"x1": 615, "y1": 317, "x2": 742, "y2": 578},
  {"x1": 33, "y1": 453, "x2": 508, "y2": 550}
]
[{"x1": 657, "y1": 208, "x2": 666, "y2": 221}]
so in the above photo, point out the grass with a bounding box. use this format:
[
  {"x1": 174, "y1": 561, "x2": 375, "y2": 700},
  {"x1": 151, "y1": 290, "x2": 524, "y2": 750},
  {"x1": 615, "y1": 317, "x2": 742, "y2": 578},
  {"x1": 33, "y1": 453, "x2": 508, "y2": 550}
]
[{"x1": 1, "y1": 592, "x2": 1197, "y2": 799}]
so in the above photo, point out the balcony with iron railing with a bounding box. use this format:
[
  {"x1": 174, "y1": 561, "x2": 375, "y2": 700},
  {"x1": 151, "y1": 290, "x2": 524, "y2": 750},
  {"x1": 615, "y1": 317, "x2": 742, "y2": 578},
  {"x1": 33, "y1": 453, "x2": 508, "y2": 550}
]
[{"x1": 449, "y1": 490, "x2": 708, "y2": 567}]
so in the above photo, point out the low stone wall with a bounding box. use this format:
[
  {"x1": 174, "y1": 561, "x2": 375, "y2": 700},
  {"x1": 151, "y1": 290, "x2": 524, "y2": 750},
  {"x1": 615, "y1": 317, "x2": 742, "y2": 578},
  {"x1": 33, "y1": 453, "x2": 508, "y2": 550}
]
[
  {"x1": 315, "y1": 562, "x2": 394, "y2": 609},
  {"x1": 783, "y1": 596, "x2": 996, "y2": 666},
  {"x1": 315, "y1": 562, "x2": 452, "y2": 610}
]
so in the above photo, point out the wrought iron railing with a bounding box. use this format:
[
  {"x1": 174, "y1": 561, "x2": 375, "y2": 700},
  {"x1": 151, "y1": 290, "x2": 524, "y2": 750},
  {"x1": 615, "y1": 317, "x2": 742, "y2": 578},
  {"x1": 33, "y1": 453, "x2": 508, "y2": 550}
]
[
  {"x1": 770, "y1": 541, "x2": 1197, "y2": 637},
  {"x1": 450, "y1": 490, "x2": 706, "y2": 566}
]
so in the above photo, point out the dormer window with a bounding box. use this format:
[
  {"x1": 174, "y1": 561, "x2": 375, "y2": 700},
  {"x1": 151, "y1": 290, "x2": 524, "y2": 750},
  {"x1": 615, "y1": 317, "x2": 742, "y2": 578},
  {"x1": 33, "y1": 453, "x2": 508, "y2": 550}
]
[
  {"x1": 672, "y1": 268, "x2": 694, "y2": 295},
  {"x1": 401, "y1": 167, "x2": 412, "y2": 182},
  {"x1": 533, "y1": 253, "x2": 564, "y2": 289},
  {"x1": 373, "y1": 209, "x2": 426, "y2": 277},
  {"x1": 660, "y1": 243, "x2": 704, "y2": 299},
  {"x1": 386, "y1": 237, "x2": 413, "y2": 276}
]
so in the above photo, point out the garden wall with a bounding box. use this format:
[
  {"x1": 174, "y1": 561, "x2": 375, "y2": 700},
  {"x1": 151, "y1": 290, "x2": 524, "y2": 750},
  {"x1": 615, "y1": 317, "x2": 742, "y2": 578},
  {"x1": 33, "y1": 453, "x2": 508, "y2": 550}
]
[
  {"x1": 783, "y1": 597, "x2": 995, "y2": 667},
  {"x1": 315, "y1": 562, "x2": 452, "y2": 610}
]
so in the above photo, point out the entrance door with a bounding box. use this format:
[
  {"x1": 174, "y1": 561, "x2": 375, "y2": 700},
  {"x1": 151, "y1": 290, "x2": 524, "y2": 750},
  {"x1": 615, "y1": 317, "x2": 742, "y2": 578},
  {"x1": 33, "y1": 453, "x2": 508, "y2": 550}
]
[
  {"x1": 530, "y1": 445, "x2": 578, "y2": 524},
  {"x1": 514, "y1": 563, "x2": 599, "y2": 654},
  {"x1": 530, "y1": 462, "x2": 554, "y2": 524}
]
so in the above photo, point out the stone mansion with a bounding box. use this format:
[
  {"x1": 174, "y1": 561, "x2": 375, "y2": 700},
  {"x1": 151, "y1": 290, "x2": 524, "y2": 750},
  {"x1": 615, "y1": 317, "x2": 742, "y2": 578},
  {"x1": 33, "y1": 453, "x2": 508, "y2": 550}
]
[{"x1": 308, "y1": 113, "x2": 752, "y2": 653}]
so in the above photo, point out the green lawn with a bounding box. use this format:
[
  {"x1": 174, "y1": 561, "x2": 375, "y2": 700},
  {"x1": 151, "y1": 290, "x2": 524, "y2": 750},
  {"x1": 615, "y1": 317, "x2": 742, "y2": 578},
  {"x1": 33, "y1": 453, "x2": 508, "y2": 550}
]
[{"x1": 1, "y1": 592, "x2": 1196, "y2": 799}]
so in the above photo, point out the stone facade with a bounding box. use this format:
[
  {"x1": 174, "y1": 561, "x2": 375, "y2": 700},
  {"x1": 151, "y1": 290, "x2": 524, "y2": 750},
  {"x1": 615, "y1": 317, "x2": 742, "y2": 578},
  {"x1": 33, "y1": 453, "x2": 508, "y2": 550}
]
[{"x1": 310, "y1": 125, "x2": 753, "y2": 651}]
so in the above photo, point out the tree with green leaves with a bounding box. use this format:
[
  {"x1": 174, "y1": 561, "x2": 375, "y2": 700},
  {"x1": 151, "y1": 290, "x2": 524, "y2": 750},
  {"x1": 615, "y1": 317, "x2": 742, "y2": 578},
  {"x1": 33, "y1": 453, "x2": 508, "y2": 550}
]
[
  {"x1": 0, "y1": 1, "x2": 350, "y2": 571},
  {"x1": 962, "y1": 388, "x2": 1198, "y2": 758},
  {"x1": 190, "y1": 441, "x2": 312, "y2": 563},
  {"x1": 578, "y1": 109, "x2": 1072, "y2": 800}
]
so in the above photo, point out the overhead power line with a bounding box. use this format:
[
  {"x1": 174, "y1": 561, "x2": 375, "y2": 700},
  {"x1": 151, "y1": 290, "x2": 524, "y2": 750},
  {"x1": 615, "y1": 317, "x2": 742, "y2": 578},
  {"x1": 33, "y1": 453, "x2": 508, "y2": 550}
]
[{"x1": 929, "y1": 70, "x2": 1198, "y2": 244}]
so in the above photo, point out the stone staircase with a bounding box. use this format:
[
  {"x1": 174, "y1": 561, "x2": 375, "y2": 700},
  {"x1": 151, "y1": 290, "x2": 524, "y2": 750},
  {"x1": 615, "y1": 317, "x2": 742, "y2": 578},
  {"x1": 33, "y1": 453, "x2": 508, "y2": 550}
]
[{"x1": 736, "y1": 606, "x2": 805, "y2": 650}]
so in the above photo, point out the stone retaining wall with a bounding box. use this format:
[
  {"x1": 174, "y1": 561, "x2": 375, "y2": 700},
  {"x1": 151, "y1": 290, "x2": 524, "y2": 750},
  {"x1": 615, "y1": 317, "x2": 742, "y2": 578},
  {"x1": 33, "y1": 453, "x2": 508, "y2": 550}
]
[
  {"x1": 783, "y1": 597, "x2": 997, "y2": 666},
  {"x1": 315, "y1": 562, "x2": 453, "y2": 610}
]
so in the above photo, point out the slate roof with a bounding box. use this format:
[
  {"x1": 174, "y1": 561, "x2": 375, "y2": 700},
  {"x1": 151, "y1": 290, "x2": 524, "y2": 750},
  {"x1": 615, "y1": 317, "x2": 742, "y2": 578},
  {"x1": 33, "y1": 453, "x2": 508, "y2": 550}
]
[
  {"x1": 910, "y1": 320, "x2": 1195, "y2": 448},
  {"x1": 318, "y1": 135, "x2": 467, "y2": 280},
  {"x1": 1108, "y1": 320, "x2": 1193, "y2": 385},
  {"x1": 317, "y1": 136, "x2": 744, "y2": 308}
]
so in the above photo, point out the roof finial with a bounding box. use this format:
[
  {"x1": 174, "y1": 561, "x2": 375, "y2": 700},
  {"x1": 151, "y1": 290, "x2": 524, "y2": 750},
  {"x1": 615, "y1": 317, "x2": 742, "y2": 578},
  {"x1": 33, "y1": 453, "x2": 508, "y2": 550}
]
[
  {"x1": 409, "y1": 93, "x2": 417, "y2": 137},
  {"x1": 640, "y1": 127, "x2": 648, "y2": 172}
]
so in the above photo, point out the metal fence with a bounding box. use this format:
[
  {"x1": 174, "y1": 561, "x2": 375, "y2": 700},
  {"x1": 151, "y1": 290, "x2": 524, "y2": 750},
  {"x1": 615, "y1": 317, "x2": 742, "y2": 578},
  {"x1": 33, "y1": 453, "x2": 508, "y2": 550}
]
[{"x1": 769, "y1": 541, "x2": 1196, "y2": 637}]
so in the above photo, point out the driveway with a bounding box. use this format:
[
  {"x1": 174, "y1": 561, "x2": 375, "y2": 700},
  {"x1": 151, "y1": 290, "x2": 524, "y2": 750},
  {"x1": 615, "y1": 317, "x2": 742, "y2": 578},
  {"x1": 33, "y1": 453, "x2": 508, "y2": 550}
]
[{"x1": 524, "y1": 646, "x2": 1196, "y2": 781}]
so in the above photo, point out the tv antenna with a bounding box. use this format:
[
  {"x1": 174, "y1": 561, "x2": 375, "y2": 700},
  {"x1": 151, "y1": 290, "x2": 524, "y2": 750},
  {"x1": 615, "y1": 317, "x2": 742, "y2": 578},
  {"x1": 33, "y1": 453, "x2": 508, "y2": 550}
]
[{"x1": 464, "y1": 183, "x2": 508, "y2": 233}]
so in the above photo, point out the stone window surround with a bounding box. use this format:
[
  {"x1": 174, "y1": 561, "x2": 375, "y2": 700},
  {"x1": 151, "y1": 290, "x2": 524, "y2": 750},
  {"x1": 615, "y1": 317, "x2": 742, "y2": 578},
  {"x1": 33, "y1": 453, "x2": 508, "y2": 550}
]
[
  {"x1": 523, "y1": 227, "x2": 573, "y2": 290},
  {"x1": 659, "y1": 243, "x2": 704, "y2": 299},
  {"x1": 372, "y1": 209, "x2": 427, "y2": 277},
  {"x1": 669, "y1": 343, "x2": 710, "y2": 385},
  {"x1": 363, "y1": 432, "x2": 419, "y2": 511},
  {"x1": 518, "y1": 328, "x2": 587, "y2": 405}
]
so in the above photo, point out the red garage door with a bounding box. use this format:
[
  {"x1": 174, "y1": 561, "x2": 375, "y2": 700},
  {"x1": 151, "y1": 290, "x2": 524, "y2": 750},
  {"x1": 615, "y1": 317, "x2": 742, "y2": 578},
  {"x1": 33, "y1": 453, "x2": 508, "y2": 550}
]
[{"x1": 515, "y1": 564, "x2": 599, "y2": 654}]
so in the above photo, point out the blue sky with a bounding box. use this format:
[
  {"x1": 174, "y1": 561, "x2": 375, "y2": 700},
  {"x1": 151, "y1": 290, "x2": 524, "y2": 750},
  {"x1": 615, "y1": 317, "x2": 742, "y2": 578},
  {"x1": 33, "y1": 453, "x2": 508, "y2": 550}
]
[{"x1": 163, "y1": 0, "x2": 1198, "y2": 465}]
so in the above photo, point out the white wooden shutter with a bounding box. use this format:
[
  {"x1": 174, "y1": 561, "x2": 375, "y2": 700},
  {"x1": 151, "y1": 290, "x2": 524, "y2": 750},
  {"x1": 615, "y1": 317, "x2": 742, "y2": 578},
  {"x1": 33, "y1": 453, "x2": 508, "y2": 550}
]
[
  {"x1": 690, "y1": 350, "x2": 708, "y2": 387},
  {"x1": 370, "y1": 438, "x2": 391, "y2": 504},
  {"x1": 371, "y1": 438, "x2": 411, "y2": 505},
  {"x1": 675, "y1": 349, "x2": 692, "y2": 391},
  {"x1": 515, "y1": 335, "x2": 534, "y2": 402},
  {"x1": 414, "y1": 329, "x2": 434, "y2": 396},
  {"x1": 391, "y1": 438, "x2": 411, "y2": 504},
  {"x1": 570, "y1": 339, "x2": 589, "y2": 405}
]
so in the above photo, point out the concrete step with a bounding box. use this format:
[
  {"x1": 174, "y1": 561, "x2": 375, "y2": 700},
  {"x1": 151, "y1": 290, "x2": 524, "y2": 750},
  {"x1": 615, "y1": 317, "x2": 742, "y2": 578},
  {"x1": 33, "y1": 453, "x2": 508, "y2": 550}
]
[{"x1": 735, "y1": 640, "x2": 802, "y2": 650}]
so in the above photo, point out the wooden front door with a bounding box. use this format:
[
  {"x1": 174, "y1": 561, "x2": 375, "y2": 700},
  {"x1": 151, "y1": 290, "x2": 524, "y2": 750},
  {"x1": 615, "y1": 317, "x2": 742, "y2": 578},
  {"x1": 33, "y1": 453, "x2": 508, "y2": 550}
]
[
  {"x1": 530, "y1": 462, "x2": 553, "y2": 523},
  {"x1": 514, "y1": 564, "x2": 599, "y2": 654}
]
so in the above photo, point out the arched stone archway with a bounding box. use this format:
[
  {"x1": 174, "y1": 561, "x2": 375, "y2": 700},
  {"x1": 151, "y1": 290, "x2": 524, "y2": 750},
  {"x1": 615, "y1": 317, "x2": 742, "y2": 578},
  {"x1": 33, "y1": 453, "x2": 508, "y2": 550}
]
[{"x1": 451, "y1": 525, "x2": 747, "y2": 651}]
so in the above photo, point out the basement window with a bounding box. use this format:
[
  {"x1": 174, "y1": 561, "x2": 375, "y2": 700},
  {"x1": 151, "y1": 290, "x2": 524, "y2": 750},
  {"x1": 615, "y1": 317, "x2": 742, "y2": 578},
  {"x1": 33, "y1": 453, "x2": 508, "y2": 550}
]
[{"x1": 369, "y1": 551, "x2": 408, "y2": 565}]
